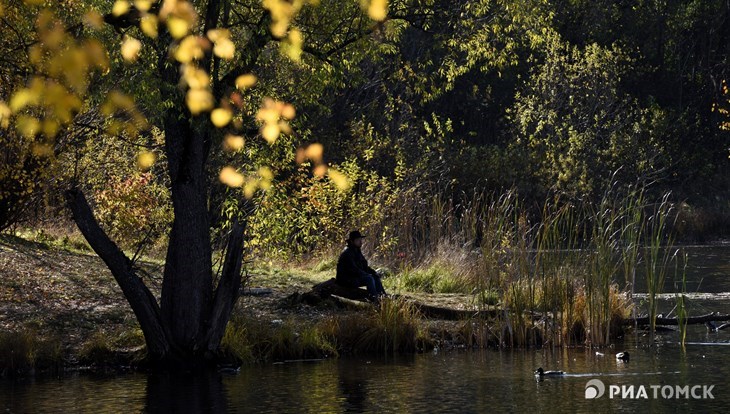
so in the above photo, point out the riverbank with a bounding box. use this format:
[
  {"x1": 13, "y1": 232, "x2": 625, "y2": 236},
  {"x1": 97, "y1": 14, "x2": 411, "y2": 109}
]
[
  {"x1": 9, "y1": 229, "x2": 723, "y2": 377},
  {"x1": 0, "y1": 233, "x2": 488, "y2": 375}
]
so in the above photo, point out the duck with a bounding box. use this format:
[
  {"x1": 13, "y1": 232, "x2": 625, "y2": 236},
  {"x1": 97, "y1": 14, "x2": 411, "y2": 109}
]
[
  {"x1": 534, "y1": 367, "x2": 565, "y2": 378},
  {"x1": 615, "y1": 351, "x2": 630, "y2": 362},
  {"x1": 705, "y1": 321, "x2": 730, "y2": 332}
]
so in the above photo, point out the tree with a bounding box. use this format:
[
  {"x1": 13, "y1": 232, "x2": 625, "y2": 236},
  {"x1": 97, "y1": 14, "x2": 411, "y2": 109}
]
[
  {"x1": 509, "y1": 31, "x2": 669, "y2": 198},
  {"x1": 2, "y1": 0, "x2": 389, "y2": 370}
]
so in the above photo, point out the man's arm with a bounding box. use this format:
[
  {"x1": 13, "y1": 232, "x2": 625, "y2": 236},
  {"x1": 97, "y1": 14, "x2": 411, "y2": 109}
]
[{"x1": 338, "y1": 249, "x2": 369, "y2": 281}]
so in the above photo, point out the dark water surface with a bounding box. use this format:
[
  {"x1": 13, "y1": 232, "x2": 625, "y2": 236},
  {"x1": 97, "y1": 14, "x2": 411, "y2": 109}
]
[
  {"x1": 2, "y1": 246, "x2": 729, "y2": 413},
  {"x1": 2, "y1": 343, "x2": 730, "y2": 413},
  {"x1": 633, "y1": 245, "x2": 730, "y2": 294}
]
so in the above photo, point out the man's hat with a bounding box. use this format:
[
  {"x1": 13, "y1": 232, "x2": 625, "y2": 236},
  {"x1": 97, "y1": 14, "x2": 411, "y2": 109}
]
[{"x1": 347, "y1": 230, "x2": 365, "y2": 241}]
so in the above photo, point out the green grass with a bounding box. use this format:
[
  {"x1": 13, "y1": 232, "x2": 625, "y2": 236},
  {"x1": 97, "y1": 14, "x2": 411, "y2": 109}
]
[{"x1": 391, "y1": 262, "x2": 470, "y2": 294}]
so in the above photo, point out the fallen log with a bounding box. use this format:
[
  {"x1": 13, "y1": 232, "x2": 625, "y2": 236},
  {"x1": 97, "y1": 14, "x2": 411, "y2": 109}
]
[
  {"x1": 297, "y1": 280, "x2": 730, "y2": 325},
  {"x1": 304, "y1": 278, "x2": 370, "y2": 302},
  {"x1": 391, "y1": 295, "x2": 501, "y2": 320},
  {"x1": 300, "y1": 278, "x2": 500, "y2": 320}
]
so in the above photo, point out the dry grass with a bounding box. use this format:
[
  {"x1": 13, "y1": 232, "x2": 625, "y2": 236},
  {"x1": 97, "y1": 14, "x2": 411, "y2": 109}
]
[
  {"x1": 0, "y1": 223, "x2": 641, "y2": 374},
  {"x1": 0, "y1": 234, "x2": 143, "y2": 354}
]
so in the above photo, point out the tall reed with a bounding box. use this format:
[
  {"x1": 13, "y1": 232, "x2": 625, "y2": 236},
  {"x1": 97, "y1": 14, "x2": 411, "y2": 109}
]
[
  {"x1": 675, "y1": 252, "x2": 689, "y2": 350},
  {"x1": 371, "y1": 182, "x2": 674, "y2": 347},
  {"x1": 620, "y1": 186, "x2": 644, "y2": 326},
  {"x1": 644, "y1": 194, "x2": 678, "y2": 342}
]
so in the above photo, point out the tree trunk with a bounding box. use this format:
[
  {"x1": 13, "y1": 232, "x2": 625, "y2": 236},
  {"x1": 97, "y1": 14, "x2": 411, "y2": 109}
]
[
  {"x1": 204, "y1": 219, "x2": 246, "y2": 353},
  {"x1": 157, "y1": 102, "x2": 222, "y2": 364}
]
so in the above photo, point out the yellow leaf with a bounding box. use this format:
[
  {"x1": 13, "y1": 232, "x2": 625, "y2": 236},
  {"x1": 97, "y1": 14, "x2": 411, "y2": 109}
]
[
  {"x1": 244, "y1": 181, "x2": 257, "y2": 198},
  {"x1": 0, "y1": 102, "x2": 11, "y2": 128},
  {"x1": 278, "y1": 121, "x2": 292, "y2": 135},
  {"x1": 113, "y1": 92, "x2": 135, "y2": 111},
  {"x1": 29, "y1": 45, "x2": 42, "y2": 65},
  {"x1": 366, "y1": 0, "x2": 388, "y2": 21},
  {"x1": 328, "y1": 168, "x2": 352, "y2": 190},
  {"x1": 16, "y1": 115, "x2": 41, "y2": 138},
  {"x1": 258, "y1": 166, "x2": 274, "y2": 180},
  {"x1": 42, "y1": 119, "x2": 60, "y2": 138},
  {"x1": 213, "y1": 38, "x2": 235, "y2": 60},
  {"x1": 224, "y1": 134, "x2": 245, "y2": 151},
  {"x1": 206, "y1": 29, "x2": 230, "y2": 42},
  {"x1": 134, "y1": 0, "x2": 152, "y2": 11},
  {"x1": 121, "y1": 36, "x2": 142, "y2": 62},
  {"x1": 256, "y1": 107, "x2": 279, "y2": 124},
  {"x1": 313, "y1": 164, "x2": 327, "y2": 177},
  {"x1": 182, "y1": 65, "x2": 210, "y2": 89},
  {"x1": 186, "y1": 89, "x2": 214, "y2": 114},
  {"x1": 210, "y1": 108, "x2": 232, "y2": 127},
  {"x1": 112, "y1": 0, "x2": 130, "y2": 16},
  {"x1": 174, "y1": 35, "x2": 203, "y2": 63},
  {"x1": 83, "y1": 11, "x2": 104, "y2": 29},
  {"x1": 140, "y1": 14, "x2": 158, "y2": 38},
  {"x1": 283, "y1": 28, "x2": 303, "y2": 61},
  {"x1": 305, "y1": 143, "x2": 323, "y2": 162},
  {"x1": 136, "y1": 151, "x2": 156, "y2": 170},
  {"x1": 167, "y1": 16, "x2": 190, "y2": 39},
  {"x1": 84, "y1": 39, "x2": 110, "y2": 71},
  {"x1": 183, "y1": 65, "x2": 210, "y2": 89},
  {"x1": 10, "y1": 89, "x2": 39, "y2": 111},
  {"x1": 261, "y1": 123, "x2": 280, "y2": 143},
  {"x1": 280, "y1": 103, "x2": 296, "y2": 119},
  {"x1": 235, "y1": 74, "x2": 257, "y2": 89},
  {"x1": 219, "y1": 166, "x2": 244, "y2": 187},
  {"x1": 31, "y1": 143, "x2": 53, "y2": 157},
  {"x1": 159, "y1": 0, "x2": 176, "y2": 18},
  {"x1": 270, "y1": 21, "x2": 288, "y2": 38}
]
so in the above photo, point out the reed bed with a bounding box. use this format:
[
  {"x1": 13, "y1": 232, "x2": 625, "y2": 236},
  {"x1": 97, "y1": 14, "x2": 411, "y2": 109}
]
[{"x1": 371, "y1": 184, "x2": 677, "y2": 347}]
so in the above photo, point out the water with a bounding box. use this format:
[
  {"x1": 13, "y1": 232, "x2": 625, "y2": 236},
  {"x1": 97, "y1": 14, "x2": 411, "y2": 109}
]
[
  {"x1": 2, "y1": 342, "x2": 729, "y2": 413},
  {"x1": 2, "y1": 245, "x2": 729, "y2": 413},
  {"x1": 632, "y1": 245, "x2": 730, "y2": 294}
]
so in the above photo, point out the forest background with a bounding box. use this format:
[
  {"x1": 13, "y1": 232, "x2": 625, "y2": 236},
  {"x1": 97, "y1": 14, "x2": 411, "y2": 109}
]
[{"x1": 2, "y1": 0, "x2": 729, "y2": 269}]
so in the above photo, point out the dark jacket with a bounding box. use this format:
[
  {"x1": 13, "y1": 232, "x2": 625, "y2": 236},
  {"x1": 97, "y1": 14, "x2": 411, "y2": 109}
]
[{"x1": 336, "y1": 244, "x2": 377, "y2": 286}]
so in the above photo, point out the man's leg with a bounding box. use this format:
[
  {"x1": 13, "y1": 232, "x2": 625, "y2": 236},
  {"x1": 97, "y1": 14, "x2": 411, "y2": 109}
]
[
  {"x1": 355, "y1": 275, "x2": 379, "y2": 300},
  {"x1": 373, "y1": 274, "x2": 386, "y2": 295}
]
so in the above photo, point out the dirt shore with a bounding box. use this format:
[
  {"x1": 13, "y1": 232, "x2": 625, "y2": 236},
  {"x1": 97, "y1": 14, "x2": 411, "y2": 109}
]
[{"x1": 0, "y1": 235, "x2": 474, "y2": 365}]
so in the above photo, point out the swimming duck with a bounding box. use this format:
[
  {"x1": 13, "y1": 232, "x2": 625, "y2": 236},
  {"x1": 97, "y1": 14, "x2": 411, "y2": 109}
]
[
  {"x1": 534, "y1": 367, "x2": 565, "y2": 377},
  {"x1": 704, "y1": 321, "x2": 730, "y2": 332},
  {"x1": 616, "y1": 351, "x2": 630, "y2": 362}
]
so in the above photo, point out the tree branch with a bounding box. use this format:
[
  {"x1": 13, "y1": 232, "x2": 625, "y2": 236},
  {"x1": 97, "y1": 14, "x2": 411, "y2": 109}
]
[
  {"x1": 66, "y1": 188, "x2": 170, "y2": 358},
  {"x1": 204, "y1": 219, "x2": 246, "y2": 353}
]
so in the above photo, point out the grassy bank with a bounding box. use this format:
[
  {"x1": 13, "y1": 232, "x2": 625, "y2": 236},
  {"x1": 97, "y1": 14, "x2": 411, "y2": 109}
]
[{"x1": 0, "y1": 187, "x2": 682, "y2": 376}]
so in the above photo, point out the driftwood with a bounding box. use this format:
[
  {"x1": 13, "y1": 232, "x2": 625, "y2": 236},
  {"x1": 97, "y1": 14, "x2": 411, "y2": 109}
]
[
  {"x1": 240, "y1": 287, "x2": 273, "y2": 296},
  {"x1": 626, "y1": 312, "x2": 730, "y2": 326}
]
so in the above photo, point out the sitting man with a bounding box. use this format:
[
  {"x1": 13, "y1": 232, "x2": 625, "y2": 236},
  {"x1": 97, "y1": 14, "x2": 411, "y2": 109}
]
[{"x1": 336, "y1": 230, "x2": 386, "y2": 301}]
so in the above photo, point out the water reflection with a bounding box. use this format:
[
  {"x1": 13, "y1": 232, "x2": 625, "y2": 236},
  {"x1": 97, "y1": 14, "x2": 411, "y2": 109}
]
[
  {"x1": 337, "y1": 359, "x2": 368, "y2": 412},
  {"x1": 1, "y1": 344, "x2": 729, "y2": 413},
  {"x1": 145, "y1": 371, "x2": 228, "y2": 413},
  {"x1": 633, "y1": 245, "x2": 730, "y2": 293}
]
